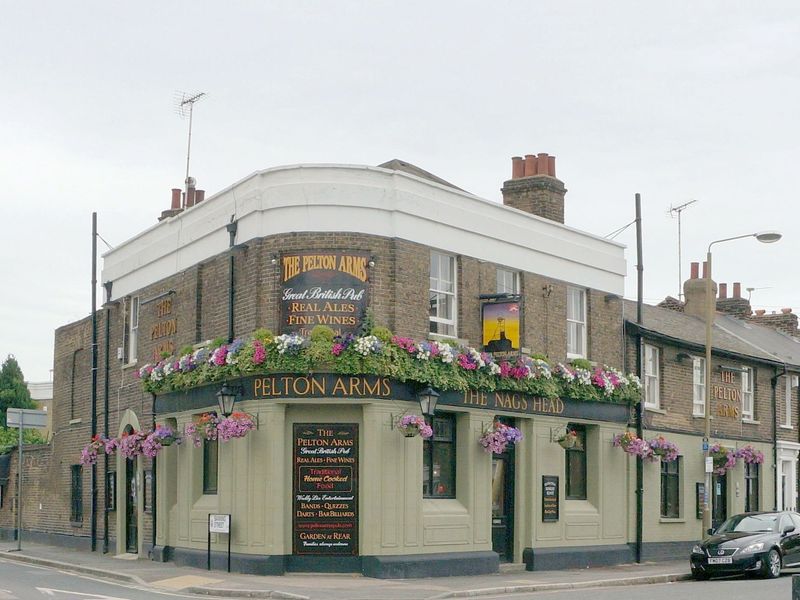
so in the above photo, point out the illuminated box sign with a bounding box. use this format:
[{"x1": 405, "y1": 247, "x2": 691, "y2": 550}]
[
  {"x1": 481, "y1": 301, "x2": 521, "y2": 363},
  {"x1": 293, "y1": 423, "x2": 358, "y2": 556},
  {"x1": 280, "y1": 251, "x2": 370, "y2": 337}
]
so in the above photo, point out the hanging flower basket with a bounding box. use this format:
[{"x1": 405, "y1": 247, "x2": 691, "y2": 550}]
[
  {"x1": 217, "y1": 412, "x2": 257, "y2": 442},
  {"x1": 647, "y1": 436, "x2": 680, "y2": 463},
  {"x1": 184, "y1": 412, "x2": 221, "y2": 447},
  {"x1": 709, "y1": 443, "x2": 737, "y2": 475},
  {"x1": 397, "y1": 415, "x2": 433, "y2": 439},
  {"x1": 80, "y1": 435, "x2": 107, "y2": 466},
  {"x1": 141, "y1": 425, "x2": 181, "y2": 458},
  {"x1": 735, "y1": 444, "x2": 764, "y2": 465},
  {"x1": 555, "y1": 428, "x2": 578, "y2": 449},
  {"x1": 612, "y1": 431, "x2": 655, "y2": 461},
  {"x1": 479, "y1": 422, "x2": 523, "y2": 454},
  {"x1": 118, "y1": 430, "x2": 147, "y2": 459}
]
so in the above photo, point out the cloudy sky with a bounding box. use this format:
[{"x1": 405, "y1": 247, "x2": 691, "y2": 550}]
[{"x1": 2, "y1": 1, "x2": 798, "y2": 382}]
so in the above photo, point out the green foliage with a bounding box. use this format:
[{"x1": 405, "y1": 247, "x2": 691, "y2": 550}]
[
  {"x1": 310, "y1": 325, "x2": 335, "y2": 343},
  {"x1": 0, "y1": 426, "x2": 47, "y2": 454},
  {"x1": 358, "y1": 308, "x2": 375, "y2": 336},
  {"x1": 530, "y1": 353, "x2": 549, "y2": 361},
  {"x1": 252, "y1": 329, "x2": 274, "y2": 343},
  {"x1": 371, "y1": 326, "x2": 393, "y2": 343},
  {"x1": 570, "y1": 358, "x2": 593, "y2": 370},
  {"x1": 0, "y1": 355, "x2": 36, "y2": 427},
  {"x1": 160, "y1": 350, "x2": 171, "y2": 359},
  {"x1": 209, "y1": 337, "x2": 227, "y2": 350},
  {"x1": 179, "y1": 345, "x2": 195, "y2": 357}
]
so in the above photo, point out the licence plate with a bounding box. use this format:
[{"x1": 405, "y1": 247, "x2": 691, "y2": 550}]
[{"x1": 708, "y1": 557, "x2": 733, "y2": 564}]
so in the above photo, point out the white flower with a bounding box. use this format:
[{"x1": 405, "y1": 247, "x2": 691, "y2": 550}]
[{"x1": 489, "y1": 362, "x2": 502, "y2": 375}]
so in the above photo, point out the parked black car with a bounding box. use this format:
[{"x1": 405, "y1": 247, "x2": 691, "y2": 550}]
[{"x1": 691, "y1": 511, "x2": 800, "y2": 579}]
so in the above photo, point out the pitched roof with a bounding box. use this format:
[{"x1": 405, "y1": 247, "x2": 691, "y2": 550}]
[
  {"x1": 624, "y1": 299, "x2": 800, "y2": 369},
  {"x1": 376, "y1": 159, "x2": 464, "y2": 191}
]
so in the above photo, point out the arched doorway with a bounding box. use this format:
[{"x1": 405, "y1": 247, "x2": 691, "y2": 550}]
[
  {"x1": 115, "y1": 409, "x2": 142, "y2": 556},
  {"x1": 123, "y1": 425, "x2": 138, "y2": 553}
]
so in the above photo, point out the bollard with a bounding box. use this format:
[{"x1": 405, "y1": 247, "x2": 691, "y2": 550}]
[{"x1": 793, "y1": 574, "x2": 800, "y2": 600}]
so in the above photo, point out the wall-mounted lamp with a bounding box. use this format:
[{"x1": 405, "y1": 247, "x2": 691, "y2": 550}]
[
  {"x1": 417, "y1": 386, "x2": 439, "y2": 416},
  {"x1": 270, "y1": 254, "x2": 278, "y2": 265},
  {"x1": 542, "y1": 284, "x2": 553, "y2": 298},
  {"x1": 676, "y1": 352, "x2": 691, "y2": 363},
  {"x1": 368, "y1": 256, "x2": 376, "y2": 268},
  {"x1": 216, "y1": 383, "x2": 242, "y2": 417}
]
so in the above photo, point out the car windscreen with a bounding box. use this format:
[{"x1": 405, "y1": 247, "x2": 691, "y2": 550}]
[{"x1": 717, "y1": 513, "x2": 779, "y2": 534}]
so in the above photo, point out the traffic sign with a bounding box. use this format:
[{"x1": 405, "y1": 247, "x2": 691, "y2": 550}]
[{"x1": 6, "y1": 408, "x2": 47, "y2": 429}]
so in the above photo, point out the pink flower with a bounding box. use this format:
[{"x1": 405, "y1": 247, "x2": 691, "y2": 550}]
[
  {"x1": 331, "y1": 343, "x2": 345, "y2": 356},
  {"x1": 252, "y1": 340, "x2": 266, "y2": 365}
]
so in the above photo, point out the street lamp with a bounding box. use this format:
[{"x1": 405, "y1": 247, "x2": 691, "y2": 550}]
[
  {"x1": 216, "y1": 383, "x2": 240, "y2": 418},
  {"x1": 703, "y1": 231, "x2": 781, "y2": 537},
  {"x1": 418, "y1": 386, "x2": 440, "y2": 417}
]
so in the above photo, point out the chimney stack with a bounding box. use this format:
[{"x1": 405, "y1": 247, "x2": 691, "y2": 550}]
[
  {"x1": 158, "y1": 188, "x2": 185, "y2": 221},
  {"x1": 749, "y1": 307, "x2": 799, "y2": 337},
  {"x1": 683, "y1": 260, "x2": 717, "y2": 320},
  {"x1": 716, "y1": 280, "x2": 752, "y2": 318},
  {"x1": 501, "y1": 152, "x2": 566, "y2": 223},
  {"x1": 185, "y1": 177, "x2": 197, "y2": 208}
]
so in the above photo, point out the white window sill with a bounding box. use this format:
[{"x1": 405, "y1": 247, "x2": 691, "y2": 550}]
[
  {"x1": 68, "y1": 418, "x2": 83, "y2": 425},
  {"x1": 692, "y1": 414, "x2": 709, "y2": 420},
  {"x1": 780, "y1": 425, "x2": 794, "y2": 430},
  {"x1": 122, "y1": 361, "x2": 138, "y2": 370},
  {"x1": 742, "y1": 418, "x2": 761, "y2": 425},
  {"x1": 428, "y1": 333, "x2": 464, "y2": 345},
  {"x1": 659, "y1": 517, "x2": 685, "y2": 524},
  {"x1": 566, "y1": 353, "x2": 586, "y2": 360},
  {"x1": 645, "y1": 406, "x2": 667, "y2": 415}
]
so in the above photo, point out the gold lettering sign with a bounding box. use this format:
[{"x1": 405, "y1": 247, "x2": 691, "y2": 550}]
[
  {"x1": 252, "y1": 375, "x2": 391, "y2": 398},
  {"x1": 460, "y1": 391, "x2": 564, "y2": 415}
]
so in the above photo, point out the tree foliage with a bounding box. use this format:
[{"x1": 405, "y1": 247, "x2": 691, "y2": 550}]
[{"x1": 0, "y1": 354, "x2": 37, "y2": 427}]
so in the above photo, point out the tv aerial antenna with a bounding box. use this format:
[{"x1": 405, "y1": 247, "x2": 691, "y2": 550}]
[
  {"x1": 174, "y1": 91, "x2": 206, "y2": 205},
  {"x1": 668, "y1": 199, "x2": 698, "y2": 300},
  {"x1": 746, "y1": 287, "x2": 772, "y2": 301}
]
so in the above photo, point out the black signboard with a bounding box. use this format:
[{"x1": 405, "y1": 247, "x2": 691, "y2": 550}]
[
  {"x1": 696, "y1": 482, "x2": 705, "y2": 520},
  {"x1": 293, "y1": 423, "x2": 358, "y2": 556},
  {"x1": 542, "y1": 475, "x2": 559, "y2": 522},
  {"x1": 280, "y1": 251, "x2": 369, "y2": 337}
]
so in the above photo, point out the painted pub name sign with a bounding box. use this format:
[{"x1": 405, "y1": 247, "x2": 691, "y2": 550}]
[{"x1": 280, "y1": 251, "x2": 369, "y2": 338}]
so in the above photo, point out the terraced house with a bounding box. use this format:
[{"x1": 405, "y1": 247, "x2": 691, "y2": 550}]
[{"x1": 3, "y1": 154, "x2": 647, "y2": 577}]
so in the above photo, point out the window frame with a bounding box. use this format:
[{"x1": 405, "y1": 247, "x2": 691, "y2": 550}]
[
  {"x1": 429, "y1": 251, "x2": 458, "y2": 338},
  {"x1": 741, "y1": 366, "x2": 754, "y2": 421},
  {"x1": 745, "y1": 462, "x2": 759, "y2": 512},
  {"x1": 496, "y1": 268, "x2": 520, "y2": 295},
  {"x1": 565, "y1": 424, "x2": 587, "y2": 500},
  {"x1": 692, "y1": 356, "x2": 706, "y2": 417},
  {"x1": 660, "y1": 457, "x2": 681, "y2": 518},
  {"x1": 566, "y1": 287, "x2": 587, "y2": 359},
  {"x1": 70, "y1": 464, "x2": 83, "y2": 524},
  {"x1": 423, "y1": 413, "x2": 457, "y2": 499},
  {"x1": 203, "y1": 438, "x2": 218, "y2": 495},
  {"x1": 128, "y1": 296, "x2": 140, "y2": 363},
  {"x1": 643, "y1": 344, "x2": 660, "y2": 410}
]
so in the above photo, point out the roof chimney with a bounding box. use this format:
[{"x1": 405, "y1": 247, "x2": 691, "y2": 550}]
[
  {"x1": 502, "y1": 152, "x2": 566, "y2": 223},
  {"x1": 195, "y1": 189, "x2": 205, "y2": 204},
  {"x1": 719, "y1": 283, "x2": 728, "y2": 299},
  {"x1": 716, "y1": 279, "x2": 751, "y2": 318},
  {"x1": 749, "y1": 307, "x2": 799, "y2": 337},
  {"x1": 185, "y1": 177, "x2": 196, "y2": 208},
  {"x1": 683, "y1": 260, "x2": 717, "y2": 320},
  {"x1": 158, "y1": 188, "x2": 185, "y2": 221}
]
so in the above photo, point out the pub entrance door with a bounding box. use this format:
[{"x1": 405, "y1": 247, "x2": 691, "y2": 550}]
[
  {"x1": 125, "y1": 456, "x2": 138, "y2": 553},
  {"x1": 712, "y1": 472, "x2": 727, "y2": 530},
  {"x1": 491, "y1": 424, "x2": 515, "y2": 562}
]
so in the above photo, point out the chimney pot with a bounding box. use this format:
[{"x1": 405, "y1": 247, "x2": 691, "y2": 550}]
[
  {"x1": 537, "y1": 153, "x2": 549, "y2": 176},
  {"x1": 690, "y1": 262, "x2": 699, "y2": 279},
  {"x1": 524, "y1": 154, "x2": 536, "y2": 177},
  {"x1": 702, "y1": 261, "x2": 709, "y2": 278},
  {"x1": 719, "y1": 283, "x2": 728, "y2": 299},
  {"x1": 511, "y1": 156, "x2": 524, "y2": 179},
  {"x1": 733, "y1": 282, "x2": 741, "y2": 298},
  {"x1": 170, "y1": 188, "x2": 181, "y2": 210},
  {"x1": 782, "y1": 308, "x2": 793, "y2": 314},
  {"x1": 547, "y1": 155, "x2": 556, "y2": 177},
  {"x1": 195, "y1": 189, "x2": 205, "y2": 204},
  {"x1": 186, "y1": 187, "x2": 195, "y2": 208}
]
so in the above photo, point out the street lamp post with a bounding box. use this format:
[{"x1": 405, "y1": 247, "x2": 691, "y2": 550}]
[{"x1": 702, "y1": 231, "x2": 781, "y2": 538}]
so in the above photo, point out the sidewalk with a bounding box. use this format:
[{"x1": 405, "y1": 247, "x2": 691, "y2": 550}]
[{"x1": 0, "y1": 542, "x2": 691, "y2": 599}]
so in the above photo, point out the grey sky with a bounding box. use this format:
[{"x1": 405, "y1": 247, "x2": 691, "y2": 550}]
[{"x1": 2, "y1": 1, "x2": 798, "y2": 381}]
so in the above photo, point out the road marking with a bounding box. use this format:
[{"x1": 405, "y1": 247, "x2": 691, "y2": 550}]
[{"x1": 36, "y1": 589, "x2": 130, "y2": 599}]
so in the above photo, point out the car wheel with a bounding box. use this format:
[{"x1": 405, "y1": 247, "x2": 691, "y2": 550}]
[
  {"x1": 691, "y1": 567, "x2": 709, "y2": 581},
  {"x1": 761, "y1": 549, "x2": 781, "y2": 579}
]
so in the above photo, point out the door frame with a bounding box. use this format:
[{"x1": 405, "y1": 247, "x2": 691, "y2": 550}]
[{"x1": 115, "y1": 409, "x2": 143, "y2": 555}]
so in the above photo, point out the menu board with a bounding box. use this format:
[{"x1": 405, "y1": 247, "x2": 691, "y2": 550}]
[
  {"x1": 293, "y1": 423, "x2": 358, "y2": 555},
  {"x1": 542, "y1": 475, "x2": 559, "y2": 522}
]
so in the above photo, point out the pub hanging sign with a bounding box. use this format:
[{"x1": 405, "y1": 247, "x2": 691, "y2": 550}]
[
  {"x1": 481, "y1": 300, "x2": 521, "y2": 363},
  {"x1": 280, "y1": 251, "x2": 370, "y2": 337}
]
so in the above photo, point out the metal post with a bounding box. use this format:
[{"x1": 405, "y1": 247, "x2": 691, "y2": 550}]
[
  {"x1": 16, "y1": 415, "x2": 23, "y2": 551},
  {"x1": 634, "y1": 192, "x2": 644, "y2": 563},
  {"x1": 703, "y1": 250, "x2": 713, "y2": 537}
]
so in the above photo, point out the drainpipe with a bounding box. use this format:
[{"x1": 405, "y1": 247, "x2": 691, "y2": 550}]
[
  {"x1": 634, "y1": 193, "x2": 644, "y2": 563},
  {"x1": 772, "y1": 365, "x2": 787, "y2": 510},
  {"x1": 226, "y1": 220, "x2": 238, "y2": 343},
  {"x1": 103, "y1": 300, "x2": 111, "y2": 553},
  {"x1": 151, "y1": 393, "x2": 157, "y2": 556}
]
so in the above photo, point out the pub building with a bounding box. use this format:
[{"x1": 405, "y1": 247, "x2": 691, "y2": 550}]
[
  {"x1": 625, "y1": 269, "x2": 800, "y2": 560},
  {"x1": 3, "y1": 155, "x2": 646, "y2": 577}
]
